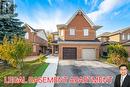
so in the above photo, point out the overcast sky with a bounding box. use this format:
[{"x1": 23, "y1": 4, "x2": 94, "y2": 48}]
[{"x1": 15, "y1": 0, "x2": 130, "y2": 35}]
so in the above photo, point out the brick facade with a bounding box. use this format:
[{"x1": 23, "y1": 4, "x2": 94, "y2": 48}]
[
  {"x1": 98, "y1": 27, "x2": 130, "y2": 57},
  {"x1": 55, "y1": 10, "x2": 102, "y2": 60},
  {"x1": 58, "y1": 43, "x2": 100, "y2": 60},
  {"x1": 25, "y1": 24, "x2": 48, "y2": 56}
]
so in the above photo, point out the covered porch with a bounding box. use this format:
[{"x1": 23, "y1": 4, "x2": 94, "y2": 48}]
[{"x1": 51, "y1": 43, "x2": 59, "y2": 56}]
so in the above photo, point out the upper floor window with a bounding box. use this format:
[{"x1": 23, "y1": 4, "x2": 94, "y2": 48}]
[
  {"x1": 83, "y1": 29, "x2": 89, "y2": 36},
  {"x1": 59, "y1": 30, "x2": 64, "y2": 36},
  {"x1": 69, "y1": 28, "x2": 75, "y2": 35},
  {"x1": 122, "y1": 33, "x2": 125, "y2": 40},
  {"x1": 25, "y1": 32, "x2": 29, "y2": 39},
  {"x1": 54, "y1": 35, "x2": 58, "y2": 40},
  {"x1": 128, "y1": 33, "x2": 130, "y2": 40}
]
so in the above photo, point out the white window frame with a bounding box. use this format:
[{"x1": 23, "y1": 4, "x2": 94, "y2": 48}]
[
  {"x1": 83, "y1": 28, "x2": 89, "y2": 36},
  {"x1": 128, "y1": 33, "x2": 130, "y2": 40},
  {"x1": 122, "y1": 33, "x2": 125, "y2": 40},
  {"x1": 25, "y1": 32, "x2": 29, "y2": 39},
  {"x1": 60, "y1": 30, "x2": 64, "y2": 36},
  {"x1": 69, "y1": 28, "x2": 75, "y2": 36},
  {"x1": 54, "y1": 35, "x2": 58, "y2": 40}
]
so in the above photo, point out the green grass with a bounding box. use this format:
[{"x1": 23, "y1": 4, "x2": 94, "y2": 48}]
[
  {"x1": 22, "y1": 63, "x2": 48, "y2": 87},
  {"x1": 0, "y1": 57, "x2": 48, "y2": 87}
]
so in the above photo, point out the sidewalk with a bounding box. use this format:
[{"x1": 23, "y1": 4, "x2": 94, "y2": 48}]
[{"x1": 36, "y1": 55, "x2": 59, "y2": 87}]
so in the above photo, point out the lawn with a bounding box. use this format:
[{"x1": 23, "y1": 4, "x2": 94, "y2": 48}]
[{"x1": 0, "y1": 57, "x2": 48, "y2": 87}]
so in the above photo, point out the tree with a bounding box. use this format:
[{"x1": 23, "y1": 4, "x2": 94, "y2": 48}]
[
  {"x1": 0, "y1": 0, "x2": 25, "y2": 42},
  {"x1": 0, "y1": 36, "x2": 32, "y2": 68},
  {"x1": 0, "y1": 0, "x2": 14, "y2": 15},
  {"x1": 46, "y1": 31, "x2": 53, "y2": 51},
  {"x1": 11, "y1": 36, "x2": 32, "y2": 70},
  {"x1": 0, "y1": 36, "x2": 17, "y2": 67}
]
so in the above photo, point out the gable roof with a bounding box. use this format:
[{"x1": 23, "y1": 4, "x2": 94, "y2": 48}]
[
  {"x1": 109, "y1": 26, "x2": 130, "y2": 36},
  {"x1": 24, "y1": 23, "x2": 48, "y2": 40},
  {"x1": 97, "y1": 32, "x2": 111, "y2": 38},
  {"x1": 36, "y1": 29, "x2": 48, "y2": 41},
  {"x1": 66, "y1": 9, "x2": 94, "y2": 26},
  {"x1": 24, "y1": 23, "x2": 36, "y2": 32},
  {"x1": 57, "y1": 9, "x2": 102, "y2": 30},
  {"x1": 51, "y1": 32, "x2": 58, "y2": 35},
  {"x1": 97, "y1": 26, "x2": 130, "y2": 38}
]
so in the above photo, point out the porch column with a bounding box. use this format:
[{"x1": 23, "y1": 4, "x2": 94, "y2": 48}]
[{"x1": 52, "y1": 45, "x2": 54, "y2": 56}]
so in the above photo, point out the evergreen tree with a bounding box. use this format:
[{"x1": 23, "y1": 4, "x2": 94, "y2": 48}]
[{"x1": 0, "y1": 0, "x2": 25, "y2": 42}]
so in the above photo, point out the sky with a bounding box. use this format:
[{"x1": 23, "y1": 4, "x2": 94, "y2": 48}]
[{"x1": 15, "y1": 0, "x2": 130, "y2": 35}]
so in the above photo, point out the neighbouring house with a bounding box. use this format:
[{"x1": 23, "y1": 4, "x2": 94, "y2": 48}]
[
  {"x1": 97, "y1": 32, "x2": 115, "y2": 57},
  {"x1": 122, "y1": 40, "x2": 130, "y2": 57},
  {"x1": 52, "y1": 9, "x2": 102, "y2": 60},
  {"x1": 24, "y1": 24, "x2": 48, "y2": 56},
  {"x1": 97, "y1": 32, "x2": 111, "y2": 42},
  {"x1": 98, "y1": 27, "x2": 130, "y2": 57}
]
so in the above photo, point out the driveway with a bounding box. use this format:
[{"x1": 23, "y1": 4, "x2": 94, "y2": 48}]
[{"x1": 54, "y1": 60, "x2": 119, "y2": 87}]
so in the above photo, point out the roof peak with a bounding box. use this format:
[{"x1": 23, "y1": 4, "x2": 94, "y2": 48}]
[{"x1": 65, "y1": 9, "x2": 102, "y2": 30}]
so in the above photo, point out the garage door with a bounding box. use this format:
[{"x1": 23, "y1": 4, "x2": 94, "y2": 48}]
[
  {"x1": 82, "y1": 48, "x2": 96, "y2": 60},
  {"x1": 63, "y1": 48, "x2": 77, "y2": 59}
]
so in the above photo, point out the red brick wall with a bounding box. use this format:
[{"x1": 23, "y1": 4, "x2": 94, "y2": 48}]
[
  {"x1": 65, "y1": 13, "x2": 96, "y2": 40},
  {"x1": 25, "y1": 26, "x2": 48, "y2": 56},
  {"x1": 59, "y1": 44, "x2": 100, "y2": 60}
]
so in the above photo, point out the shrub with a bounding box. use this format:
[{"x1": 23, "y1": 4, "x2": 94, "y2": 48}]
[
  {"x1": 0, "y1": 36, "x2": 17, "y2": 67},
  {"x1": 107, "y1": 44, "x2": 128, "y2": 65},
  {"x1": 37, "y1": 54, "x2": 47, "y2": 63},
  {"x1": 11, "y1": 36, "x2": 32, "y2": 69},
  {"x1": 0, "y1": 36, "x2": 32, "y2": 69}
]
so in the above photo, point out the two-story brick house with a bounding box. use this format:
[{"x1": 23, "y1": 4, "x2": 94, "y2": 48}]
[
  {"x1": 24, "y1": 24, "x2": 48, "y2": 56},
  {"x1": 98, "y1": 27, "x2": 130, "y2": 57},
  {"x1": 54, "y1": 10, "x2": 102, "y2": 60}
]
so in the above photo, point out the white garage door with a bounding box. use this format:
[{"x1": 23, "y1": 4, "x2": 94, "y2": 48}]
[{"x1": 82, "y1": 48, "x2": 96, "y2": 60}]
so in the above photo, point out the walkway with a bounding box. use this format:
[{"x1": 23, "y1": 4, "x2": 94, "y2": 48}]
[{"x1": 36, "y1": 55, "x2": 59, "y2": 87}]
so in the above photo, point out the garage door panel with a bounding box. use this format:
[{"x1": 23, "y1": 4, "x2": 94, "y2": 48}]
[
  {"x1": 82, "y1": 48, "x2": 96, "y2": 60},
  {"x1": 63, "y1": 48, "x2": 77, "y2": 59}
]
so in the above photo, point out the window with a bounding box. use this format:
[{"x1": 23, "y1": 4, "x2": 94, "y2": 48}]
[
  {"x1": 83, "y1": 29, "x2": 89, "y2": 36},
  {"x1": 33, "y1": 45, "x2": 36, "y2": 52},
  {"x1": 60, "y1": 30, "x2": 64, "y2": 36},
  {"x1": 54, "y1": 35, "x2": 58, "y2": 40},
  {"x1": 122, "y1": 33, "x2": 125, "y2": 40},
  {"x1": 69, "y1": 28, "x2": 75, "y2": 35},
  {"x1": 128, "y1": 33, "x2": 130, "y2": 40},
  {"x1": 25, "y1": 32, "x2": 29, "y2": 39}
]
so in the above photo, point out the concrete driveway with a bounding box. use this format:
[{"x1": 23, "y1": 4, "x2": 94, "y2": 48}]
[{"x1": 54, "y1": 60, "x2": 119, "y2": 87}]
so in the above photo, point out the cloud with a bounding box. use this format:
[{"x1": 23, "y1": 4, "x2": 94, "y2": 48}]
[
  {"x1": 48, "y1": 0, "x2": 52, "y2": 6},
  {"x1": 84, "y1": 0, "x2": 88, "y2": 5},
  {"x1": 84, "y1": 0, "x2": 99, "y2": 11},
  {"x1": 20, "y1": 8, "x2": 69, "y2": 32},
  {"x1": 87, "y1": 0, "x2": 123, "y2": 21},
  {"x1": 113, "y1": 11, "x2": 121, "y2": 16},
  {"x1": 33, "y1": 9, "x2": 64, "y2": 31},
  {"x1": 90, "y1": 0, "x2": 99, "y2": 11},
  {"x1": 16, "y1": 0, "x2": 74, "y2": 32}
]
